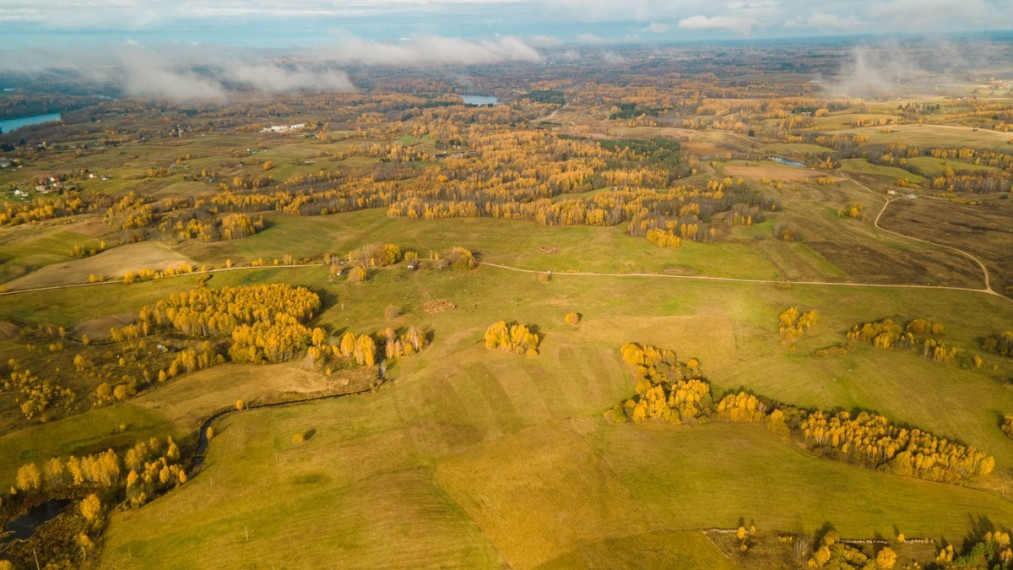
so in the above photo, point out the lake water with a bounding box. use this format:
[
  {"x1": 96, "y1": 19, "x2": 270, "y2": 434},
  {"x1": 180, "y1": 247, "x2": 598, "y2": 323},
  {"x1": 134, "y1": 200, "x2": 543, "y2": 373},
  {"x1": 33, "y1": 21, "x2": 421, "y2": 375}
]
[
  {"x1": 0, "y1": 112, "x2": 61, "y2": 134},
  {"x1": 769, "y1": 156, "x2": 806, "y2": 168},
  {"x1": 462, "y1": 95, "x2": 497, "y2": 106}
]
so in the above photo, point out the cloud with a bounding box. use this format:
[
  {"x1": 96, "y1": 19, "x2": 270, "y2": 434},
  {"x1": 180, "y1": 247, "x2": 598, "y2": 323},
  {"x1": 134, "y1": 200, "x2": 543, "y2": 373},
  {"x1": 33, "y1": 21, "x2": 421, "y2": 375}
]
[
  {"x1": 819, "y1": 39, "x2": 1013, "y2": 98},
  {"x1": 0, "y1": 33, "x2": 544, "y2": 100},
  {"x1": 0, "y1": 43, "x2": 356, "y2": 101},
  {"x1": 558, "y1": 49, "x2": 581, "y2": 62},
  {"x1": 678, "y1": 15, "x2": 754, "y2": 35},
  {"x1": 321, "y1": 35, "x2": 542, "y2": 66},
  {"x1": 643, "y1": 22, "x2": 671, "y2": 34},
  {"x1": 525, "y1": 34, "x2": 563, "y2": 48},
  {"x1": 784, "y1": 12, "x2": 863, "y2": 32},
  {"x1": 575, "y1": 33, "x2": 612, "y2": 45},
  {"x1": 601, "y1": 52, "x2": 626, "y2": 65}
]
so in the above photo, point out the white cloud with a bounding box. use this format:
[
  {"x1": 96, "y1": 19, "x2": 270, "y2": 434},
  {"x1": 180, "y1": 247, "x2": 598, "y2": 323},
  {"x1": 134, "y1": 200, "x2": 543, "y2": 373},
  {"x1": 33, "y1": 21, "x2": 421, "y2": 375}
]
[
  {"x1": 643, "y1": 22, "x2": 671, "y2": 34},
  {"x1": 678, "y1": 15, "x2": 754, "y2": 35},
  {"x1": 601, "y1": 51, "x2": 627, "y2": 65},
  {"x1": 0, "y1": 33, "x2": 544, "y2": 102},
  {"x1": 525, "y1": 34, "x2": 563, "y2": 48},
  {"x1": 784, "y1": 12, "x2": 863, "y2": 32},
  {"x1": 575, "y1": 33, "x2": 612, "y2": 45},
  {"x1": 0, "y1": 43, "x2": 356, "y2": 101},
  {"x1": 322, "y1": 35, "x2": 542, "y2": 66}
]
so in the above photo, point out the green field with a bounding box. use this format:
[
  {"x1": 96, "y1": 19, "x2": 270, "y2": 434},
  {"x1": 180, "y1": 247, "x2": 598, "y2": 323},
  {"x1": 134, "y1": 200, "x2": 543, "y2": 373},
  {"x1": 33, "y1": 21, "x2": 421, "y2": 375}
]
[
  {"x1": 904, "y1": 155, "x2": 999, "y2": 177},
  {"x1": 839, "y1": 159, "x2": 925, "y2": 184},
  {"x1": 69, "y1": 251, "x2": 1011, "y2": 568}
]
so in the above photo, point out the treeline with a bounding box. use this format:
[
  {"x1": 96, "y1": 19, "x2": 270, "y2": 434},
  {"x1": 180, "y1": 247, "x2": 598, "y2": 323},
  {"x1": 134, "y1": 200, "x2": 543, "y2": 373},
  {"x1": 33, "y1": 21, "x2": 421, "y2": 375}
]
[
  {"x1": 0, "y1": 192, "x2": 86, "y2": 226},
  {"x1": 389, "y1": 184, "x2": 772, "y2": 242},
  {"x1": 607, "y1": 343, "x2": 995, "y2": 484}
]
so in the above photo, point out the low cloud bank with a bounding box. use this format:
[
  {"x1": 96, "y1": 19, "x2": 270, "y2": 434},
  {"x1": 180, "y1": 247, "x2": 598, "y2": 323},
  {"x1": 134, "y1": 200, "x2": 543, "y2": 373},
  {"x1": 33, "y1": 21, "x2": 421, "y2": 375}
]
[{"x1": 0, "y1": 35, "x2": 543, "y2": 101}]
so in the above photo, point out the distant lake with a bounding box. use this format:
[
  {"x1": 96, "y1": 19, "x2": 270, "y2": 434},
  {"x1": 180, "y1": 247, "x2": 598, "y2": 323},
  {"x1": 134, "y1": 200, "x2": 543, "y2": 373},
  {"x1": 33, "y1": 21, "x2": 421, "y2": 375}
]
[
  {"x1": 0, "y1": 112, "x2": 61, "y2": 134},
  {"x1": 462, "y1": 95, "x2": 497, "y2": 106},
  {"x1": 769, "y1": 156, "x2": 806, "y2": 168}
]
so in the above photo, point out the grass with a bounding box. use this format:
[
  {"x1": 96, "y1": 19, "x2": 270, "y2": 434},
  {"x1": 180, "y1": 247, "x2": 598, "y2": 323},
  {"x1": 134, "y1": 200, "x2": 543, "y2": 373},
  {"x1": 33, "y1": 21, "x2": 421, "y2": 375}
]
[
  {"x1": 839, "y1": 159, "x2": 925, "y2": 184},
  {"x1": 0, "y1": 203, "x2": 1010, "y2": 568},
  {"x1": 905, "y1": 156, "x2": 998, "y2": 177},
  {"x1": 89, "y1": 264, "x2": 1013, "y2": 567},
  {"x1": 0, "y1": 274, "x2": 203, "y2": 328},
  {"x1": 841, "y1": 124, "x2": 1013, "y2": 150},
  {"x1": 100, "y1": 393, "x2": 504, "y2": 569},
  {"x1": 593, "y1": 421, "x2": 1013, "y2": 540},
  {"x1": 203, "y1": 209, "x2": 785, "y2": 280},
  {"x1": 129, "y1": 362, "x2": 373, "y2": 431},
  {"x1": 536, "y1": 531, "x2": 737, "y2": 570},
  {"x1": 0, "y1": 225, "x2": 102, "y2": 283}
]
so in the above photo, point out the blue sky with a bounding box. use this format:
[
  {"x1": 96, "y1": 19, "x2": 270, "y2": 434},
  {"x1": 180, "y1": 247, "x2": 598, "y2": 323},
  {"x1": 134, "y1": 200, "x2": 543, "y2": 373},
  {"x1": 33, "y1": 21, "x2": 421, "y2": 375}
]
[{"x1": 1, "y1": 0, "x2": 1011, "y2": 49}]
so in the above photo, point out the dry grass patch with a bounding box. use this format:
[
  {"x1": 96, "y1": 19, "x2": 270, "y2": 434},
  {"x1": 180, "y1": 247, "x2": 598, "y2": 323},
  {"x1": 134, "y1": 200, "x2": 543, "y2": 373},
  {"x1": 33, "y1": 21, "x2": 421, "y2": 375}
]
[
  {"x1": 130, "y1": 363, "x2": 367, "y2": 429},
  {"x1": 0, "y1": 320, "x2": 18, "y2": 340},
  {"x1": 724, "y1": 164, "x2": 842, "y2": 182},
  {"x1": 4, "y1": 241, "x2": 194, "y2": 290},
  {"x1": 68, "y1": 312, "x2": 136, "y2": 340},
  {"x1": 422, "y1": 298, "x2": 456, "y2": 314}
]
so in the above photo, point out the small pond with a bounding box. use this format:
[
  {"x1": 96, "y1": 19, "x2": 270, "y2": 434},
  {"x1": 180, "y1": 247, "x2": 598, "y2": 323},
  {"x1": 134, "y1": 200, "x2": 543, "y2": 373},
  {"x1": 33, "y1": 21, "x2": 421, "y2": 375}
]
[{"x1": 462, "y1": 95, "x2": 497, "y2": 106}]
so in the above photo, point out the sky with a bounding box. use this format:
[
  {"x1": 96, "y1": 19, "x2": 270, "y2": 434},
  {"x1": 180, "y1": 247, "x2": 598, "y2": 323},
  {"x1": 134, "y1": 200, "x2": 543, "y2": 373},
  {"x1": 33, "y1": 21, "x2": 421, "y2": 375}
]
[
  {"x1": 0, "y1": 1, "x2": 1010, "y2": 100},
  {"x1": 1, "y1": 0, "x2": 1012, "y2": 49}
]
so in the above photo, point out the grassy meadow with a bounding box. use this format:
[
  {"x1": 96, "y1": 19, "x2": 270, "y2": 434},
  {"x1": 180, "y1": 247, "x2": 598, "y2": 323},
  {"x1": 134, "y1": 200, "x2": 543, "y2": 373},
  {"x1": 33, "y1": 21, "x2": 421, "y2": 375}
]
[{"x1": 24, "y1": 209, "x2": 994, "y2": 567}]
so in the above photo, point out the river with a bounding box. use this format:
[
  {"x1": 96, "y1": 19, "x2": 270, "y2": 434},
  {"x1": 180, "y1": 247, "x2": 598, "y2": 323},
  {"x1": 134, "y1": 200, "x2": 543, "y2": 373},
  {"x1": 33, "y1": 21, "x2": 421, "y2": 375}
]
[
  {"x1": 0, "y1": 112, "x2": 61, "y2": 134},
  {"x1": 1, "y1": 499, "x2": 71, "y2": 544}
]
